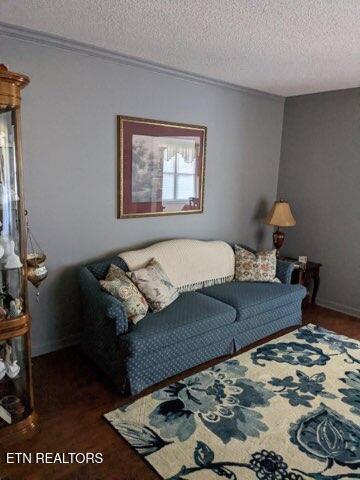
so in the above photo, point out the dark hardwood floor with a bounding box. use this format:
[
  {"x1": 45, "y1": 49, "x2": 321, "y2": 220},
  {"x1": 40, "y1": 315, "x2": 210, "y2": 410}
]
[{"x1": 0, "y1": 305, "x2": 359, "y2": 480}]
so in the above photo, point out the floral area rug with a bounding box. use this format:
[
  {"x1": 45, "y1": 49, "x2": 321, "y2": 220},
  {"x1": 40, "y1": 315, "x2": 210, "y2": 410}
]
[{"x1": 105, "y1": 324, "x2": 360, "y2": 480}]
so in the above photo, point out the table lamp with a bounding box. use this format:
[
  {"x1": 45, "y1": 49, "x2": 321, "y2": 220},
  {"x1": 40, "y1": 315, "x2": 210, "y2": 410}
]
[{"x1": 265, "y1": 200, "x2": 296, "y2": 256}]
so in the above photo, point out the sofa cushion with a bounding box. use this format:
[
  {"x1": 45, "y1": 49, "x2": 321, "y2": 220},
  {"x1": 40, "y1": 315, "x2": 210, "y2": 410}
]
[
  {"x1": 127, "y1": 259, "x2": 178, "y2": 312},
  {"x1": 234, "y1": 245, "x2": 277, "y2": 282},
  {"x1": 120, "y1": 291, "x2": 236, "y2": 356},
  {"x1": 100, "y1": 264, "x2": 148, "y2": 324},
  {"x1": 199, "y1": 282, "x2": 306, "y2": 321},
  {"x1": 231, "y1": 300, "x2": 302, "y2": 332}
]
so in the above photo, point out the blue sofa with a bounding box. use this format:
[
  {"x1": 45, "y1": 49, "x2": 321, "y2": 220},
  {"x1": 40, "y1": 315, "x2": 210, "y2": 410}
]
[{"x1": 79, "y1": 240, "x2": 306, "y2": 395}]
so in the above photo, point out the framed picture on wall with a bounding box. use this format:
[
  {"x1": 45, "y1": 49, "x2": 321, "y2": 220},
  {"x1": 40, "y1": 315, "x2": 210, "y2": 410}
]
[{"x1": 117, "y1": 115, "x2": 207, "y2": 218}]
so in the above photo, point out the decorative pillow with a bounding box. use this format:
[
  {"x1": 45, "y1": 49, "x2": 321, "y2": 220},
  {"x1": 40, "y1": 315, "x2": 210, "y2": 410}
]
[
  {"x1": 234, "y1": 245, "x2": 277, "y2": 282},
  {"x1": 126, "y1": 259, "x2": 179, "y2": 312},
  {"x1": 100, "y1": 264, "x2": 148, "y2": 324}
]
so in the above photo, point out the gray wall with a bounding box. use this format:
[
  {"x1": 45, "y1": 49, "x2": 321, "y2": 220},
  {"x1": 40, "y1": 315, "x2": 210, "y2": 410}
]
[
  {"x1": 0, "y1": 36, "x2": 284, "y2": 355},
  {"x1": 278, "y1": 88, "x2": 360, "y2": 317}
]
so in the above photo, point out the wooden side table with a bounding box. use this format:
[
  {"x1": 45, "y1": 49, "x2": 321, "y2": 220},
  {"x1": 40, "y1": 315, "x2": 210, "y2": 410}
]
[{"x1": 282, "y1": 257, "x2": 322, "y2": 305}]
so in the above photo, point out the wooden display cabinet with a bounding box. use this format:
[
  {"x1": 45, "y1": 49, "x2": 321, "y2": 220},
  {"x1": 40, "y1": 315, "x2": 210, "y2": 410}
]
[{"x1": 0, "y1": 64, "x2": 37, "y2": 444}]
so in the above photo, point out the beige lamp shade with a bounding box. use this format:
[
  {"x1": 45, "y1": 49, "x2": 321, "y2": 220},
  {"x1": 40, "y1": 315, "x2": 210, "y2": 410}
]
[{"x1": 265, "y1": 200, "x2": 296, "y2": 227}]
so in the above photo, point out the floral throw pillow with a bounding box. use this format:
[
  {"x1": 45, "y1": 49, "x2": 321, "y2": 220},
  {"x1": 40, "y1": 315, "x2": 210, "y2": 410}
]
[
  {"x1": 127, "y1": 259, "x2": 179, "y2": 312},
  {"x1": 234, "y1": 245, "x2": 277, "y2": 282},
  {"x1": 100, "y1": 264, "x2": 148, "y2": 324}
]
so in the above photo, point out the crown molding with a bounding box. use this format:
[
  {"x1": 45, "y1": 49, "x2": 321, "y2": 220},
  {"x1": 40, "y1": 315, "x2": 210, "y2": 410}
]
[{"x1": 0, "y1": 22, "x2": 284, "y2": 103}]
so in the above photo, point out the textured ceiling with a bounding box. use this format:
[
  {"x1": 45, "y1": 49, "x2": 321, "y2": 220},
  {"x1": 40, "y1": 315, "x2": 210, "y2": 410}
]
[{"x1": 1, "y1": 0, "x2": 360, "y2": 96}]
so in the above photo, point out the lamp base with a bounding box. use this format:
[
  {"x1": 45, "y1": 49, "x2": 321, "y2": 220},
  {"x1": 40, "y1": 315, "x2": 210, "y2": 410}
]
[{"x1": 273, "y1": 228, "x2": 285, "y2": 257}]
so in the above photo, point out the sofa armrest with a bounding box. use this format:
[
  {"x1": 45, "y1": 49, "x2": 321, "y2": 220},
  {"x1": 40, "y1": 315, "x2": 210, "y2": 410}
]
[
  {"x1": 276, "y1": 259, "x2": 295, "y2": 284},
  {"x1": 79, "y1": 266, "x2": 128, "y2": 335}
]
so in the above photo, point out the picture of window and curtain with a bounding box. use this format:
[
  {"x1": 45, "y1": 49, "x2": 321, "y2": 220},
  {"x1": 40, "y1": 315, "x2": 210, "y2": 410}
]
[{"x1": 132, "y1": 135, "x2": 199, "y2": 203}]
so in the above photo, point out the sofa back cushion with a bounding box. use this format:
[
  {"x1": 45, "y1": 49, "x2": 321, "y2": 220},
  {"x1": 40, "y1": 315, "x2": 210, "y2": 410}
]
[
  {"x1": 120, "y1": 239, "x2": 235, "y2": 292},
  {"x1": 87, "y1": 255, "x2": 128, "y2": 280}
]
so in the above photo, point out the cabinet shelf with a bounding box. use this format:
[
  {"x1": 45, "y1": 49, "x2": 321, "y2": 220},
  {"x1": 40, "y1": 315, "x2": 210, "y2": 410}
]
[{"x1": 0, "y1": 266, "x2": 23, "y2": 271}]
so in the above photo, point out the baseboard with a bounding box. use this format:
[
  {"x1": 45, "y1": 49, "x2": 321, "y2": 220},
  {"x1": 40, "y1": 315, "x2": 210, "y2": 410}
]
[
  {"x1": 32, "y1": 333, "x2": 80, "y2": 357},
  {"x1": 316, "y1": 297, "x2": 360, "y2": 319}
]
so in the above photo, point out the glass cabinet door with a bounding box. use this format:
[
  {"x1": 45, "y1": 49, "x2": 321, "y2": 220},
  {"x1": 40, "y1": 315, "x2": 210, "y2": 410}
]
[
  {"x1": 0, "y1": 107, "x2": 26, "y2": 321},
  {"x1": 0, "y1": 333, "x2": 31, "y2": 427}
]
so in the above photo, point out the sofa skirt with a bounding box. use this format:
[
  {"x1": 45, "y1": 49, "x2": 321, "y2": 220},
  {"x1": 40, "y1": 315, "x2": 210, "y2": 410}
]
[
  {"x1": 124, "y1": 310, "x2": 301, "y2": 395},
  {"x1": 232, "y1": 311, "x2": 302, "y2": 351},
  {"x1": 126, "y1": 337, "x2": 234, "y2": 395}
]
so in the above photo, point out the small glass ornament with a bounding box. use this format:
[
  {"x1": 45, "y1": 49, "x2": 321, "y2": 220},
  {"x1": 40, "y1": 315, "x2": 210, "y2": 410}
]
[{"x1": 4, "y1": 241, "x2": 22, "y2": 270}]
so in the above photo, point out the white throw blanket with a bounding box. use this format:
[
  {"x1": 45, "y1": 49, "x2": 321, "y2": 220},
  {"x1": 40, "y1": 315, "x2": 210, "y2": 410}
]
[{"x1": 120, "y1": 238, "x2": 235, "y2": 292}]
